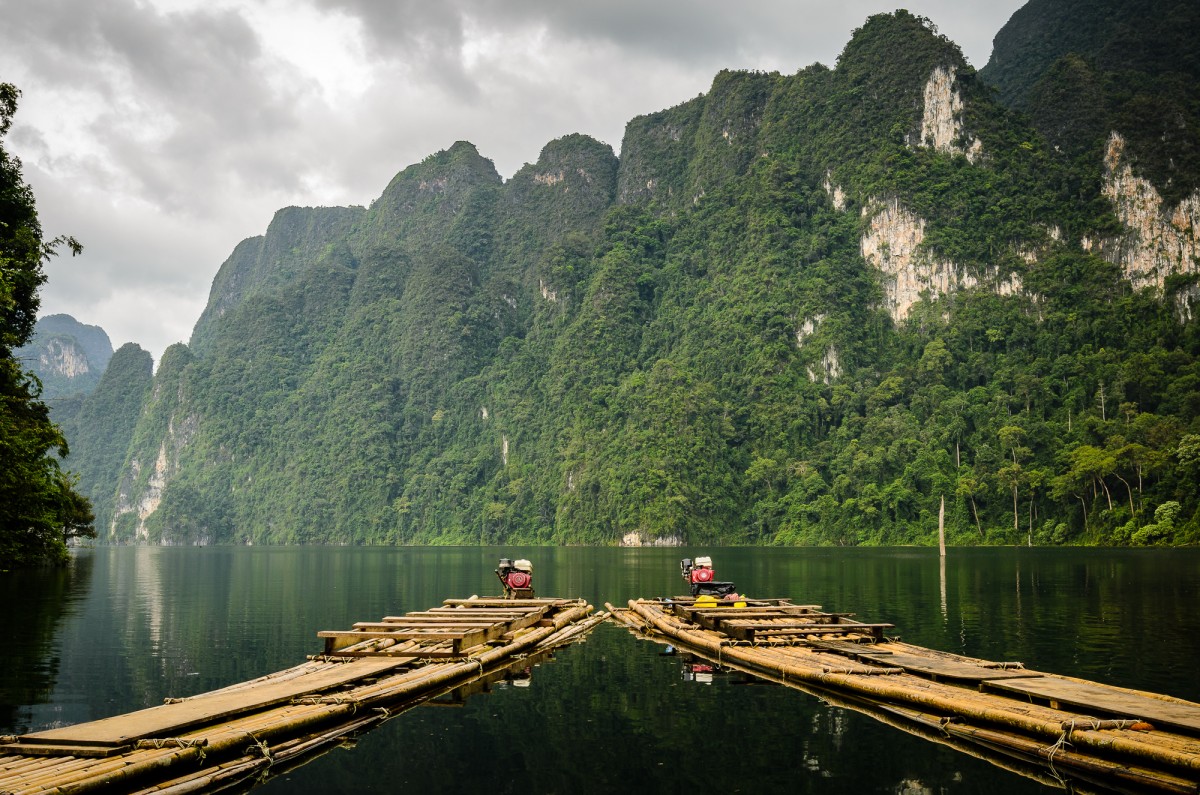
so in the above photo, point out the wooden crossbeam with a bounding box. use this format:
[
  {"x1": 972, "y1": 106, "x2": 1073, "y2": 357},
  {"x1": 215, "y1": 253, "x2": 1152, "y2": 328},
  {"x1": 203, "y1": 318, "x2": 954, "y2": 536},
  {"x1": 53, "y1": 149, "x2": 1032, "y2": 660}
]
[
  {"x1": 442, "y1": 598, "x2": 568, "y2": 607},
  {"x1": 670, "y1": 603, "x2": 825, "y2": 622},
  {"x1": 401, "y1": 610, "x2": 542, "y2": 619},
  {"x1": 667, "y1": 597, "x2": 804, "y2": 608},
  {"x1": 722, "y1": 622, "x2": 893, "y2": 642},
  {"x1": 681, "y1": 609, "x2": 830, "y2": 621},
  {"x1": 682, "y1": 608, "x2": 849, "y2": 630},
  {"x1": 352, "y1": 620, "x2": 502, "y2": 629},
  {"x1": 323, "y1": 604, "x2": 553, "y2": 657},
  {"x1": 319, "y1": 629, "x2": 488, "y2": 656}
]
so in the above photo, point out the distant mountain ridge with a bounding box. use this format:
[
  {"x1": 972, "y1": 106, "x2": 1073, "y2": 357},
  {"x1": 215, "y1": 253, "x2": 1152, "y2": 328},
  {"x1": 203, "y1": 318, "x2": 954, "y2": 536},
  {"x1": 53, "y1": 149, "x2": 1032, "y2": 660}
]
[
  {"x1": 15, "y1": 314, "x2": 112, "y2": 401},
  {"x1": 60, "y1": 4, "x2": 1200, "y2": 548}
]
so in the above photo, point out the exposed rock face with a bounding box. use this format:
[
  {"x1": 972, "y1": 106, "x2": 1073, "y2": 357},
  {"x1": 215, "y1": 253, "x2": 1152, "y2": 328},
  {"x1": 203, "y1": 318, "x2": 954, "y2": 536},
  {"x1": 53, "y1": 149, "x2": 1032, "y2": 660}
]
[
  {"x1": 110, "y1": 411, "x2": 198, "y2": 541},
  {"x1": 37, "y1": 337, "x2": 91, "y2": 379},
  {"x1": 796, "y1": 314, "x2": 825, "y2": 346},
  {"x1": 14, "y1": 314, "x2": 114, "y2": 403},
  {"x1": 823, "y1": 175, "x2": 847, "y2": 211},
  {"x1": 807, "y1": 346, "x2": 842, "y2": 384},
  {"x1": 918, "y1": 66, "x2": 982, "y2": 163},
  {"x1": 796, "y1": 314, "x2": 840, "y2": 383},
  {"x1": 860, "y1": 198, "x2": 1021, "y2": 322},
  {"x1": 618, "y1": 531, "x2": 682, "y2": 547},
  {"x1": 1088, "y1": 133, "x2": 1200, "y2": 299}
]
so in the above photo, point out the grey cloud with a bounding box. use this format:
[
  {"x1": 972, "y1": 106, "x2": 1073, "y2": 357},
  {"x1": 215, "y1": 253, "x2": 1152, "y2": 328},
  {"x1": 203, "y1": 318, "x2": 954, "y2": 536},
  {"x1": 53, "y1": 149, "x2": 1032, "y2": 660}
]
[
  {"x1": 4, "y1": 0, "x2": 317, "y2": 214},
  {"x1": 317, "y1": 0, "x2": 482, "y2": 99},
  {"x1": 3, "y1": 0, "x2": 1027, "y2": 361}
]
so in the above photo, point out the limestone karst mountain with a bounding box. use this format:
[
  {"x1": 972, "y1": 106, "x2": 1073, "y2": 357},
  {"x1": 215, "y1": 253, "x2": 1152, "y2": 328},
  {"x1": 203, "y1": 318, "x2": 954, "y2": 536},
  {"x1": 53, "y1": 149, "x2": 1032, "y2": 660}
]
[{"x1": 64, "y1": 7, "x2": 1200, "y2": 548}]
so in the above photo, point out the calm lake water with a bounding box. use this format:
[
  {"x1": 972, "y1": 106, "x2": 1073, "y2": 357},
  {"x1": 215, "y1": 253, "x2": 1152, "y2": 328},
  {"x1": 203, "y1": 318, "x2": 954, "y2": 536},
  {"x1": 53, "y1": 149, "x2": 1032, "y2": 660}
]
[{"x1": 4, "y1": 546, "x2": 1199, "y2": 794}]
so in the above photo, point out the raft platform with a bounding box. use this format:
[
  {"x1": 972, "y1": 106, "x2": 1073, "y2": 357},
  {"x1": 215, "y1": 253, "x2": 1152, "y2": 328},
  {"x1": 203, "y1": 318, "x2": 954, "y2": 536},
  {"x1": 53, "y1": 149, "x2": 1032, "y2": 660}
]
[
  {"x1": 610, "y1": 597, "x2": 1200, "y2": 794},
  {"x1": 1, "y1": 597, "x2": 603, "y2": 795}
]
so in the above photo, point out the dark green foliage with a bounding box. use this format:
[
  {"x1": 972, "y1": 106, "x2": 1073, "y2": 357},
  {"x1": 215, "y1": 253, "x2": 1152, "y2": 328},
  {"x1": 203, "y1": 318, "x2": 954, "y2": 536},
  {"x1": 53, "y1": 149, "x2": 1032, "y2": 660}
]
[
  {"x1": 0, "y1": 83, "x2": 94, "y2": 567},
  {"x1": 64, "y1": 344, "x2": 152, "y2": 532},
  {"x1": 191, "y1": 205, "x2": 365, "y2": 354},
  {"x1": 981, "y1": 0, "x2": 1200, "y2": 203},
  {"x1": 71, "y1": 11, "x2": 1200, "y2": 549}
]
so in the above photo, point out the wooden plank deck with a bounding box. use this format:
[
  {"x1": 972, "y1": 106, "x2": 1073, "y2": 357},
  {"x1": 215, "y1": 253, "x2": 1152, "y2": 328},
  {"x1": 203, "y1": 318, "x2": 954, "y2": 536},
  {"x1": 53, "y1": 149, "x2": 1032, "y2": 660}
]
[
  {"x1": 318, "y1": 601, "x2": 554, "y2": 656},
  {"x1": 12, "y1": 657, "x2": 408, "y2": 752},
  {"x1": 985, "y1": 675, "x2": 1200, "y2": 734},
  {"x1": 808, "y1": 640, "x2": 1040, "y2": 681},
  {"x1": 668, "y1": 601, "x2": 893, "y2": 642}
]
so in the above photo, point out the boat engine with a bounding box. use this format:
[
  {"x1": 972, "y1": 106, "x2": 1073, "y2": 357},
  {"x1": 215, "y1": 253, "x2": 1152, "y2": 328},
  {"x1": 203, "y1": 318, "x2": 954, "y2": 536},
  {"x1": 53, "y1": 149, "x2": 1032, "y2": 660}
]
[
  {"x1": 496, "y1": 558, "x2": 535, "y2": 599},
  {"x1": 680, "y1": 555, "x2": 736, "y2": 598}
]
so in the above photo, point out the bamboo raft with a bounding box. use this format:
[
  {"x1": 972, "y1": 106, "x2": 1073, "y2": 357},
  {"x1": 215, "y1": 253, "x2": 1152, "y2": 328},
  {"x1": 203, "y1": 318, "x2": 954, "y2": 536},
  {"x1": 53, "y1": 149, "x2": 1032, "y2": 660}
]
[
  {"x1": 0, "y1": 597, "x2": 604, "y2": 795},
  {"x1": 610, "y1": 597, "x2": 1200, "y2": 795}
]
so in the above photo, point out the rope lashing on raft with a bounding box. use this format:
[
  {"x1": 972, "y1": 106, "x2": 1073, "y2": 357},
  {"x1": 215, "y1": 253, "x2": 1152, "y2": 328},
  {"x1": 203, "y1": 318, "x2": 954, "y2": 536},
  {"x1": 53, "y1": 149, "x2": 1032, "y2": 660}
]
[
  {"x1": 136, "y1": 738, "x2": 209, "y2": 750},
  {"x1": 937, "y1": 716, "x2": 963, "y2": 739},
  {"x1": 820, "y1": 666, "x2": 905, "y2": 677},
  {"x1": 291, "y1": 695, "x2": 358, "y2": 713},
  {"x1": 163, "y1": 697, "x2": 186, "y2": 704},
  {"x1": 1045, "y1": 718, "x2": 1155, "y2": 779},
  {"x1": 245, "y1": 733, "x2": 273, "y2": 765},
  {"x1": 136, "y1": 737, "x2": 207, "y2": 764}
]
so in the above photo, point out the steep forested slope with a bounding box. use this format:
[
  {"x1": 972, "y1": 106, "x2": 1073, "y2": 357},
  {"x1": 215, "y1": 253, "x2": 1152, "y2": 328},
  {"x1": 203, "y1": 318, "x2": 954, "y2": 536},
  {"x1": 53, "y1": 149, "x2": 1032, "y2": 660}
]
[
  {"x1": 60, "y1": 343, "x2": 152, "y2": 534},
  {"x1": 980, "y1": 0, "x2": 1200, "y2": 204},
  {"x1": 73, "y1": 10, "x2": 1200, "y2": 548}
]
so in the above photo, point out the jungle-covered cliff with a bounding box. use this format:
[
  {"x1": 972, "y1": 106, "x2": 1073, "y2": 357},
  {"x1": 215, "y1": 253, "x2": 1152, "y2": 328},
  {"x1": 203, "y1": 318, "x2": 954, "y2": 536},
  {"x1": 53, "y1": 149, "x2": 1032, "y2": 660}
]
[{"x1": 70, "y1": 7, "x2": 1200, "y2": 547}]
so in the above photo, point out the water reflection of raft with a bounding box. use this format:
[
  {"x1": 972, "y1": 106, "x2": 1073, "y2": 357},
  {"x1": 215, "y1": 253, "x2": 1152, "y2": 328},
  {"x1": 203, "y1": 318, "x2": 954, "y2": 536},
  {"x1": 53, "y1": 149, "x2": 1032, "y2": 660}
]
[
  {"x1": 609, "y1": 597, "x2": 1200, "y2": 794},
  {"x1": 0, "y1": 597, "x2": 603, "y2": 795}
]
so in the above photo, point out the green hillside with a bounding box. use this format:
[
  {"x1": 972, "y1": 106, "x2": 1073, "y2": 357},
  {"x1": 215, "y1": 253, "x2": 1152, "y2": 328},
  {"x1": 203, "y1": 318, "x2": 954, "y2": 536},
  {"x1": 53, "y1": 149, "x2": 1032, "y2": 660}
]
[
  {"x1": 71, "y1": 10, "x2": 1200, "y2": 548},
  {"x1": 980, "y1": 0, "x2": 1200, "y2": 204}
]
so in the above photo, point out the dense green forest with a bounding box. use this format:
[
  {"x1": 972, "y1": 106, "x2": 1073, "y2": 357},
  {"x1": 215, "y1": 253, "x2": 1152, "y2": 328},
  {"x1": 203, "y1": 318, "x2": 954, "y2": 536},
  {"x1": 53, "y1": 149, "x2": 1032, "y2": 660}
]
[
  {"x1": 0, "y1": 84, "x2": 94, "y2": 568},
  {"x1": 49, "y1": 7, "x2": 1200, "y2": 550}
]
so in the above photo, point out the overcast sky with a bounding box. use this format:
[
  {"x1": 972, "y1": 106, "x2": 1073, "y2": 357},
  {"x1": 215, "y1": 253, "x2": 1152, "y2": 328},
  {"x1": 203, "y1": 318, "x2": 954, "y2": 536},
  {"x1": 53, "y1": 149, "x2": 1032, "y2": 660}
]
[{"x1": 0, "y1": 0, "x2": 1026, "y2": 363}]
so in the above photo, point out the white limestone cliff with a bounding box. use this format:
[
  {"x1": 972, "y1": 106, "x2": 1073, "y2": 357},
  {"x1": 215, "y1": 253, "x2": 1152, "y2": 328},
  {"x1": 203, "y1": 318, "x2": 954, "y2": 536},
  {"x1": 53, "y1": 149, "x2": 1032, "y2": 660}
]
[
  {"x1": 38, "y1": 338, "x2": 91, "y2": 379},
  {"x1": 860, "y1": 198, "x2": 1021, "y2": 323},
  {"x1": 1086, "y1": 133, "x2": 1200, "y2": 316},
  {"x1": 918, "y1": 66, "x2": 982, "y2": 163},
  {"x1": 110, "y1": 412, "x2": 198, "y2": 541}
]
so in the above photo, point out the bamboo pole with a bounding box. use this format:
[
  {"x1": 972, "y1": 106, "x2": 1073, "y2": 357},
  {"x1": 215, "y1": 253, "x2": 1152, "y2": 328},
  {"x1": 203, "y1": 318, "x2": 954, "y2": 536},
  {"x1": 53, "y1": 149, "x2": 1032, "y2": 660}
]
[{"x1": 938, "y1": 494, "x2": 946, "y2": 557}]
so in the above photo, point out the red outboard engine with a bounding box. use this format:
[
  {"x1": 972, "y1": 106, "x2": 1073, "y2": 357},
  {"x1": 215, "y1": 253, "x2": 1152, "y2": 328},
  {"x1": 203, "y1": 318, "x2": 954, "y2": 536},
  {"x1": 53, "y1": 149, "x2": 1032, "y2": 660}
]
[
  {"x1": 680, "y1": 556, "x2": 736, "y2": 598},
  {"x1": 496, "y1": 558, "x2": 534, "y2": 598}
]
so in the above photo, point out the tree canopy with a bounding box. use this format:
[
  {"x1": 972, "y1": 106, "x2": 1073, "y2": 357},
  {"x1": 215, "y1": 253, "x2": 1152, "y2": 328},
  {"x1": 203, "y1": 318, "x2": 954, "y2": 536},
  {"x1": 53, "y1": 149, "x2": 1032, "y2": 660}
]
[{"x1": 0, "y1": 82, "x2": 94, "y2": 568}]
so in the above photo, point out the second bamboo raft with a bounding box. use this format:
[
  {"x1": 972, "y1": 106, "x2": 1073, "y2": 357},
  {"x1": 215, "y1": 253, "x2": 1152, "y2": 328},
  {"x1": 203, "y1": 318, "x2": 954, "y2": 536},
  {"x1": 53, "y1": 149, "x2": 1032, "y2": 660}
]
[{"x1": 610, "y1": 597, "x2": 1200, "y2": 795}]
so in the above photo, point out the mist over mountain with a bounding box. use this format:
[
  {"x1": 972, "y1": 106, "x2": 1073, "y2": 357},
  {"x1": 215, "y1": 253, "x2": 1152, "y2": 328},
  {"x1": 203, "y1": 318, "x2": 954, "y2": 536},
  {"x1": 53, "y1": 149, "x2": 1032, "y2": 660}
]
[{"x1": 62, "y1": 5, "x2": 1200, "y2": 548}]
